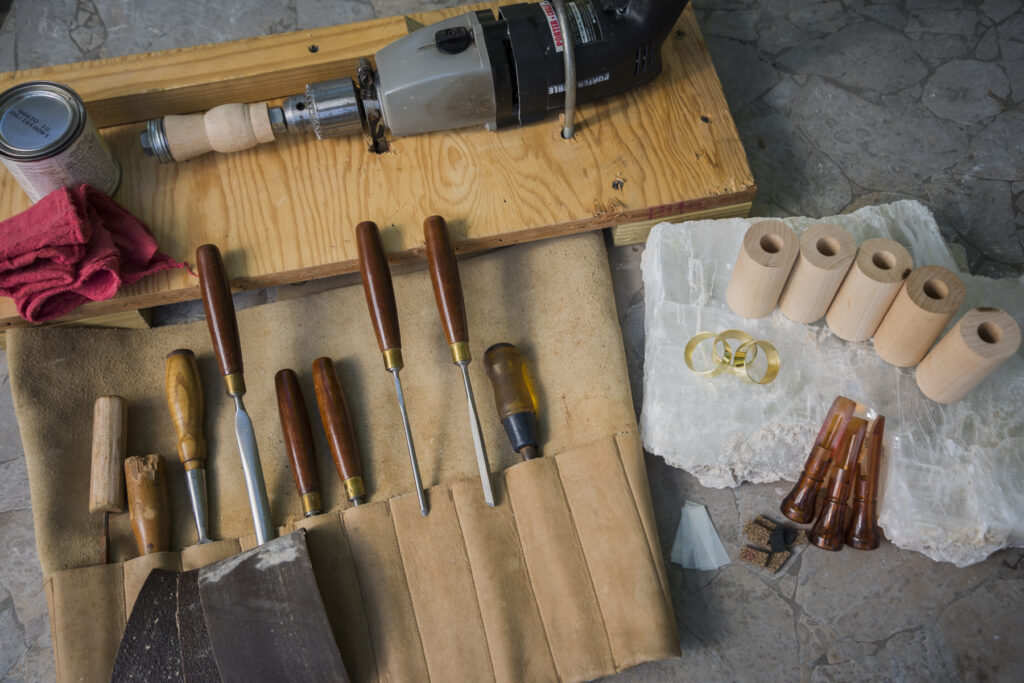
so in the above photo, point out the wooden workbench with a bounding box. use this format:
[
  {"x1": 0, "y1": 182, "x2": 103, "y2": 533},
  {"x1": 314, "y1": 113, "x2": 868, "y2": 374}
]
[{"x1": 0, "y1": 3, "x2": 753, "y2": 331}]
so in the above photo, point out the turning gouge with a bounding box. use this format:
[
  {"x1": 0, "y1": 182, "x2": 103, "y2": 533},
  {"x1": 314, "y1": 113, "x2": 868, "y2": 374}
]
[
  {"x1": 275, "y1": 369, "x2": 323, "y2": 518},
  {"x1": 125, "y1": 454, "x2": 171, "y2": 555},
  {"x1": 197, "y1": 244, "x2": 274, "y2": 544},
  {"x1": 89, "y1": 396, "x2": 127, "y2": 564},
  {"x1": 312, "y1": 357, "x2": 366, "y2": 506},
  {"x1": 165, "y1": 349, "x2": 212, "y2": 544}
]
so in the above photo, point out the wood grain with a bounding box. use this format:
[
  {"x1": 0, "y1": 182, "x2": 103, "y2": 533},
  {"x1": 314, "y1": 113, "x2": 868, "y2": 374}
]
[
  {"x1": 196, "y1": 244, "x2": 243, "y2": 379},
  {"x1": 164, "y1": 349, "x2": 206, "y2": 470},
  {"x1": 424, "y1": 216, "x2": 469, "y2": 347},
  {"x1": 356, "y1": 221, "x2": 402, "y2": 354},
  {"x1": 124, "y1": 454, "x2": 171, "y2": 555},
  {"x1": 311, "y1": 358, "x2": 363, "y2": 492},
  {"x1": 89, "y1": 396, "x2": 127, "y2": 514},
  {"x1": 0, "y1": 4, "x2": 753, "y2": 329},
  {"x1": 274, "y1": 369, "x2": 321, "y2": 499}
]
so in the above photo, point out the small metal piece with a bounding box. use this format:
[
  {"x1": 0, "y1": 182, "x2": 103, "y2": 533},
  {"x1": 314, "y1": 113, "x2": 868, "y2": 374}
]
[
  {"x1": 382, "y1": 347, "x2": 404, "y2": 372},
  {"x1": 233, "y1": 394, "x2": 275, "y2": 544},
  {"x1": 300, "y1": 492, "x2": 323, "y2": 518},
  {"x1": 435, "y1": 26, "x2": 473, "y2": 54},
  {"x1": 185, "y1": 468, "x2": 213, "y2": 544},
  {"x1": 142, "y1": 117, "x2": 174, "y2": 162},
  {"x1": 458, "y1": 360, "x2": 495, "y2": 507},
  {"x1": 343, "y1": 477, "x2": 367, "y2": 505},
  {"x1": 450, "y1": 340, "x2": 471, "y2": 364},
  {"x1": 551, "y1": 0, "x2": 577, "y2": 139},
  {"x1": 356, "y1": 58, "x2": 389, "y2": 154},
  {"x1": 392, "y1": 369, "x2": 429, "y2": 516},
  {"x1": 224, "y1": 372, "x2": 246, "y2": 396},
  {"x1": 267, "y1": 106, "x2": 287, "y2": 135}
]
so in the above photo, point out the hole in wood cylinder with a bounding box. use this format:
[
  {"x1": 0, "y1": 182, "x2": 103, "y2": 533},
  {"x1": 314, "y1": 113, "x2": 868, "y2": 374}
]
[
  {"x1": 872, "y1": 251, "x2": 896, "y2": 270},
  {"x1": 977, "y1": 322, "x2": 1002, "y2": 344},
  {"x1": 923, "y1": 279, "x2": 948, "y2": 300},
  {"x1": 759, "y1": 234, "x2": 783, "y2": 254},
  {"x1": 816, "y1": 237, "x2": 840, "y2": 257}
]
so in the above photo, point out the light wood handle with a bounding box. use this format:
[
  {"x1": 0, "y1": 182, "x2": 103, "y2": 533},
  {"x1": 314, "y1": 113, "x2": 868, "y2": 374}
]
[
  {"x1": 778, "y1": 222, "x2": 856, "y2": 324},
  {"x1": 164, "y1": 102, "x2": 276, "y2": 162},
  {"x1": 165, "y1": 349, "x2": 206, "y2": 470},
  {"x1": 873, "y1": 266, "x2": 965, "y2": 367},
  {"x1": 89, "y1": 396, "x2": 126, "y2": 514},
  {"x1": 125, "y1": 454, "x2": 171, "y2": 555}
]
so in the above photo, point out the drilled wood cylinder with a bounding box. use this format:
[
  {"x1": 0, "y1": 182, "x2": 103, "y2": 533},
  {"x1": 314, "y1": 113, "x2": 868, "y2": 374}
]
[
  {"x1": 725, "y1": 220, "x2": 799, "y2": 319},
  {"x1": 825, "y1": 238, "x2": 913, "y2": 342},
  {"x1": 778, "y1": 222, "x2": 857, "y2": 323},
  {"x1": 873, "y1": 266, "x2": 966, "y2": 367},
  {"x1": 916, "y1": 307, "x2": 1021, "y2": 404}
]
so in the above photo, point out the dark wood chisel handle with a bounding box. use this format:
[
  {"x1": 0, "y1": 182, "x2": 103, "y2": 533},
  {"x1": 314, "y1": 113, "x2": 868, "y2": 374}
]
[
  {"x1": 312, "y1": 357, "x2": 366, "y2": 505},
  {"x1": 165, "y1": 349, "x2": 206, "y2": 470},
  {"x1": 356, "y1": 221, "x2": 402, "y2": 355},
  {"x1": 196, "y1": 244, "x2": 243, "y2": 381},
  {"x1": 125, "y1": 454, "x2": 171, "y2": 555},
  {"x1": 423, "y1": 215, "x2": 469, "y2": 347},
  {"x1": 275, "y1": 369, "x2": 322, "y2": 517}
]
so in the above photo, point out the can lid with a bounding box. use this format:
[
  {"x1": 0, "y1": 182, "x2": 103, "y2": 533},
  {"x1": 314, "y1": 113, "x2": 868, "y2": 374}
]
[{"x1": 0, "y1": 82, "x2": 84, "y2": 159}]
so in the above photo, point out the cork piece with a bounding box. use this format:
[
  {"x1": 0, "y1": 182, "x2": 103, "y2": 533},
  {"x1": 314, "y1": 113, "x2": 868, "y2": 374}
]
[
  {"x1": 778, "y1": 222, "x2": 857, "y2": 323},
  {"x1": 743, "y1": 519, "x2": 773, "y2": 548},
  {"x1": 766, "y1": 550, "x2": 790, "y2": 574},
  {"x1": 873, "y1": 265, "x2": 966, "y2": 367},
  {"x1": 738, "y1": 546, "x2": 770, "y2": 568},
  {"x1": 826, "y1": 237, "x2": 913, "y2": 342},
  {"x1": 725, "y1": 220, "x2": 800, "y2": 319},
  {"x1": 916, "y1": 307, "x2": 1022, "y2": 404},
  {"x1": 755, "y1": 514, "x2": 778, "y2": 531}
]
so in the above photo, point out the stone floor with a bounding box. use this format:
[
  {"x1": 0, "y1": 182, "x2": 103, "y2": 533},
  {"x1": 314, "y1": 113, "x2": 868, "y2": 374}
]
[{"x1": 1, "y1": 1, "x2": 1022, "y2": 681}]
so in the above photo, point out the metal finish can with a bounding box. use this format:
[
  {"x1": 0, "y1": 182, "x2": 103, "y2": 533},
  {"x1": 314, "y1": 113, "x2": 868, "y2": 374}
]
[{"x1": 0, "y1": 81, "x2": 121, "y2": 203}]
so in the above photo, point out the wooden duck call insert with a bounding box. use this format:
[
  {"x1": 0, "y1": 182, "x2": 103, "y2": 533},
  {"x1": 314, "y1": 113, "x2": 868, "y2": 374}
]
[
  {"x1": 778, "y1": 222, "x2": 856, "y2": 324},
  {"x1": 125, "y1": 454, "x2": 171, "y2": 555},
  {"x1": 873, "y1": 266, "x2": 965, "y2": 367},
  {"x1": 916, "y1": 307, "x2": 1021, "y2": 404},
  {"x1": 725, "y1": 220, "x2": 799, "y2": 319},
  {"x1": 825, "y1": 238, "x2": 912, "y2": 342}
]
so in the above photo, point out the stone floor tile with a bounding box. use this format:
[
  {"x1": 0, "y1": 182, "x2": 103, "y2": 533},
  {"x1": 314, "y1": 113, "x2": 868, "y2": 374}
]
[
  {"x1": 0, "y1": 510, "x2": 47, "y2": 646},
  {"x1": 996, "y1": 12, "x2": 1024, "y2": 42},
  {"x1": 974, "y1": 25, "x2": 999, "y2": 60},
  {"x1": 907, "y1": 8, "x2": 979, "y2": 35},
  {"x1": 776, "y1": 21, "x2": 928, "y2": 93},
  {"x1": 910, "y1": 32, "x2": 968, "y2": 61},
  {"x1": 981, "y1": 0, "x2": 1019, "y2": 25},
  {"x1": 701, "y1": 10, "x2": 760, "y2": 42},
  {"x1": 923, "y1": 178, "x2": 1022, "y2": 266},
  {"x1": 938, "y1": 574, "x2": 1024, "y2": 681},
  {"x1": 922, "y1": 59, "x2": 1010, "y2": 122},
  {"x1": 757, "y1": 16, "x2": 810, "y2": 54},
  {"x1": 0, "y1": 586, "x2": 27, "y2": 681},
  {"x1": 0, "y1": 458, "x2": 30, "y2": 514},
  {"x1": 703, "y1": 39, "x2": 780, "y2": 113},
  {"x1": 369, "y1": 0, "x2": 475, "y2": 18},
  {"x1": 762, "y1": 77, "x2": 802, "y2": 109},
  {"x1": 811, "y1": 629, "x2": 958, "y2": 682},
  {"x1": 857, "y1": 3, "x2": 907, "y2": 31},
  {"x1": 797, "y1": 613, "x2": 838, "y2": 666},
  {"x1": 788, "y1": 1, "x2": 847, "y2": 35},
  {"x1": 296, "y1": 0, "x2": 376, "y2": 28},
  {"x1": 957, "y1": 111, "x2": 1024, "y2": 181},
  {"x1": 999, "y1": 36, "x2": 1024, "y2": 101}
]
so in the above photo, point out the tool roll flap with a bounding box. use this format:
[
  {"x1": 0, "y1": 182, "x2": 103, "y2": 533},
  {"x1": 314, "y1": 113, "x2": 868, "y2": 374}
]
[{"x1": 10, "y1": 233, "x2": 678, "y2": 682}]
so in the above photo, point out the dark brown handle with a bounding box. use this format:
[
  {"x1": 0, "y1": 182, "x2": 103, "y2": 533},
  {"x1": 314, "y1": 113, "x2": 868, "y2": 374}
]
[
  {"x1": 196, "y1": 244, "x2": 243, "y2": 379},
  {"x1": 274, "y1": 369, "x2": 321, "y2": 499},
  {"x1": 125, "y1": 455, "x2": 171, "y2": 555},
  {"x1": 423, "y1": 215, "x2": 468, "y2": 346},
  {"x1": 165, "y1": 349, "x2": 206, "y2": 470},
  {"x1": 356, "y1": 221, "x2": 401, "y2": 353},
  {"x1": 311, "y1": 358, "x2": 363, "y2": 487}
]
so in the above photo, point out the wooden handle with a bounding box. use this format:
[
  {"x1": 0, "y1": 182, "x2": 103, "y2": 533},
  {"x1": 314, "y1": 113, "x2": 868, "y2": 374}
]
[
  {"x1": 423, "y1": 215, "x2": 468, "y2": 347},
  {"x1": 165, "y1": 349, "x2": 206, "y2": 471},
  {"x1": 356, "y1": 221, "x2": 402, "y2": 355},
  {"x1": 196, "y1": 244, "x2": 243, "y2": 381},
  {"x1": 274, "y1": 369, "x2": 321, "y2": 499},
  {"x1": 311, "y1": 358, "x2": 364, "y2": 490},
  {"x1": 89, "y1": 396, "x2": 127, "y2": 514},
  {"x1": 125, "y1": 454, "x2": 171, "y2": 555},
  {"x1": 163, "y1": 102, "x2": 276, "y2": 162}
]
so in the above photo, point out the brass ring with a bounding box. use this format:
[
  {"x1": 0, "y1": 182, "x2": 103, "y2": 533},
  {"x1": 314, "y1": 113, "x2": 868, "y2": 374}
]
[
  {"x1": 684, "y1": 332, "x2": 722, "y2": 376},
  {"x1": 712, "y1": 329, "x2": 755, "y2": 369},
  {"x1": 737, "y1": 340, "x2": 780, "y2": 384}
]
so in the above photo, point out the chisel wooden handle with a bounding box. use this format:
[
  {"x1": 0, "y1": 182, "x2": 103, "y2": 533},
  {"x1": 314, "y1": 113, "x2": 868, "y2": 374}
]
[
  {"x1": 90, "y1": 396, "x2": 127, "y2": 514},
  {"x1": 275, "y1": 369, "x2": 323, "y2": 517},
  {"x1": 125, "y1": 454, "x2": 171, "y2": 555},
  {"x1": 424, "y1": 215, "x2": 470, "y2": 362},
  {"x1": 312, "y1": 357, "x2": 366, "y2": 505},
  {"x1": 165, "y1": 349, "x2": 206, "y2": 471},
  {"x1": 197, "y1": 244, "x2": 245, "y2": 392},
  {"x1": 356, "y1": 221, "x2": 404, "y2": 371}
]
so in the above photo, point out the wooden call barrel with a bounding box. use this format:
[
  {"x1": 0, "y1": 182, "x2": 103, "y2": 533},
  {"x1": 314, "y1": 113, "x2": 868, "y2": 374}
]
[
  {"x1": 825, "y1": 238, "x2": 912, "y2": 342},
  {"x1": 873, "y1": 266, "x2": 965, "y2": 367},
  {"x1": 778, "y1": 222, "x2": 857, "y2": 323},
  {"x1": 89, "y1": 396, "x2": 127, "y2": 514},
  {"x1": 725, "y1": 220, "x2": 799, "y2": 319},
  {"x1": 163, "y1": 103, "x2": 276, "y2": 162},
  {"x1": 916, "y1": 307, "x2": 1021, "y2": 404}
]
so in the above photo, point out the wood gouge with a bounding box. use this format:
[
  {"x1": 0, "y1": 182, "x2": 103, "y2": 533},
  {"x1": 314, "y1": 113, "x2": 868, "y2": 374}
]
[
  {"x1": 165, "y1": 349, "x2": 212, "y2": 543},
  {"x1": 424, "y1": 215, "x2": 494, "y2": 507},
  {"x1": 275, "y1": 369, "x2": 324, "y2": 518},
  {"x1": 312, "y1": 357, "x2": 367, "y2": 507},
  {"x1": 89, "y1": 396, "x2": 127, "y2": 564}
]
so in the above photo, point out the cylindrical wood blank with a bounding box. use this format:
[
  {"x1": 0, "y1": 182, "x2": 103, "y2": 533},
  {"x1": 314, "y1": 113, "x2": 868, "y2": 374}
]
[
  {"x1": 916, "y1": 308, "x2": 1021, "y2": 404},
  {"x1": 125, "y1": 454, "x2": 171, "y2": 555},
  {"x1": 825, "y1": 238, "x2": 913, "y2": 342},
  {"x1": 89, "y1": 396, "x2": 127, "y2": 514},
  {"x1": 873, "y1": 266, "x2": 966, "y2": 367},
  {"x1": 725, "y1": 220, "x2": 799, "y2": 319},
  {"x1": 778, "y1": 222, "x2": 857, "y2": 323}
]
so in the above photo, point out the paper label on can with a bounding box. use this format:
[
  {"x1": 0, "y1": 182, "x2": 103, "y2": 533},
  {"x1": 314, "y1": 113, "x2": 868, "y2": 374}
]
[{"x1": 541, "y1": 0, "x2": 603, "y2": 53}]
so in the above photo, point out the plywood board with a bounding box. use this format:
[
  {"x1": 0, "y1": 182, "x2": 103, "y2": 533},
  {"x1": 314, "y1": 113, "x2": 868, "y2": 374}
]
[{"x1": 0, "y1": 3, "x2": 754, "y2": 330}]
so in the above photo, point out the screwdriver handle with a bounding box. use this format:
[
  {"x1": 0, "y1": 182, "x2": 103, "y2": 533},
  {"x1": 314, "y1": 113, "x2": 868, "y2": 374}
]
[
  {"x1": 312, "y1": 357, "x2": 366, "y2": 505},
  {"x1": 196, "y1": 244, "x2": 245, "y2": 393},
  {"x1": 423, "y1": 215, "x2": 470, "y2": 361},
  {"x1": 165, "y1": 349, "x2": 206, "y2": 472},
  {"x1": 89, "y1": 396, "x2": 127, "y2": 514},
  {"x1": 275, "y1": 369, "x2": 323, "y2": 517},
  {"x1": 125, "y1": 454, "x2": 171, "y2": 555},
  {"x1": 484, "y1": 344, "x2": 540, "y2": 460},
  {"x1": 356, "y1": 221, "x2": 404, "y2": 371}
]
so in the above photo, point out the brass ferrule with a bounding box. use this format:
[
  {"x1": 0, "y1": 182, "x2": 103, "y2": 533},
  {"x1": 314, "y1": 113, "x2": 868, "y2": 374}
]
[
  {"x1": 382, "y1": 348, "x2": 404, "y2": 372},
  {"x1": 300, "y1": 492, "x2": 323, "y2": 517},
  {"x1": 223, "y1": 372, "x2": 246, "y2": 396},
  {"x1": 450, "y1": 341, "x2": 471, "y2": 364},
  {"x1": 344, "y1": 476, "x2": 366, "y2": 502}
]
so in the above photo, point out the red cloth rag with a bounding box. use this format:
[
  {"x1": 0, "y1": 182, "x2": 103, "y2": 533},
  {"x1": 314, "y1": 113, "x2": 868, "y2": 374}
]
[{"x1": 0, "y1": 185, "x2": 189, "y2": 323}]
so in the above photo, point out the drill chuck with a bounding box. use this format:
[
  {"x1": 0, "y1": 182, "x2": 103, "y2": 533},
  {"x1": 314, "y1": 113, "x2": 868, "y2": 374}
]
[{"x1": 283, "y1": 77, "x2": 363, "y2": 140}]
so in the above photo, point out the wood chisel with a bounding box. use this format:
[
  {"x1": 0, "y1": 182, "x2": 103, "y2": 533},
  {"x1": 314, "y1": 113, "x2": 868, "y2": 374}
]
[
  {"x1": 312, "y1": 357, "x2": 367, "y2": 507},
  {"x1": 424, "y1": 215, "x2": 494, "y2": 507},
  {"x1": 125, "y1": 454, "x2": 171, "y2": 555},
  {"x1": 165, "y1": 349, "x2": 212, "y2": 544},
  {"x1": 484, "y1": 343, "x2": 541, "y2": 461},
  {"x1": 355, "y1": 221, "x2": 428, "y2": 516},
  {"x1": 274, "y1": 369, "x2": 324, "y2": 518},
  {"x1": 197, "y1": 244, "x2": 275, "y2": 544},
  {"x1": 89, "y1": 395, "x2": 127, "y2": 564}
]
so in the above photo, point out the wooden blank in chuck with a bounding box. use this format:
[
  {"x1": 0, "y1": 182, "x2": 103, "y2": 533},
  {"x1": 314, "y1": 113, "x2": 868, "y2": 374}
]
[
  {"x1": 725, "y1": 220, "x2": 799, "y2": 319},
  {"x1": 778, "y1": 222, "x2": 857, "y2": 323},
  {"x1": 916, "y1": 308, "x2": 1021, "y2": 404},
  {"x1": 873, "y1": 266, "x2": 966, "y2": 367},
  {"x1": 825, "y1": 238, "x2": 912, "y2": 342}
]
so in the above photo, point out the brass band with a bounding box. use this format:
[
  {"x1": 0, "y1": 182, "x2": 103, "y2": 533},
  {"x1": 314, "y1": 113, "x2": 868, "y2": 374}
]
[
  {"x1": 450, "y1": 341, "x2": 471, "y2": 364},
  {"x1": 344, "y1": 476, "x2": 366, "y2": 501},
  {"x1": 684, "y1": 332, "x2": 722, "y2": 376},
  {"x1": 300, "y1": 491, "x2": 323, "y2": 517},
  {"x1": 382, "y1": 347, "x2": 404, "y2": 372},
  {"x1": 684, "y1": 330, "x2": 780, "y2": 384},
  {"x1": 223, "y1": 372, "x2": 246, "y2": 396},
  {"x1": 735, "y1": 340, "x2": 781, "y2": 384}
]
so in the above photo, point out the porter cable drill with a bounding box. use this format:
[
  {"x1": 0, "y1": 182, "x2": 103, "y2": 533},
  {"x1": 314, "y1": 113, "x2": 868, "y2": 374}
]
[{"x1": 140, "y1": 0, "x2": 689, "y2": 162}]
